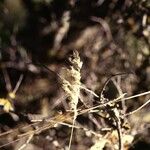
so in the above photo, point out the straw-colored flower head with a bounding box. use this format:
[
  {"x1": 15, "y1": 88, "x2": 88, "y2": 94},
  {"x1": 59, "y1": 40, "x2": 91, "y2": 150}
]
[{"x1": 60, "y1": 51, "x2": 82, "y2": 110}]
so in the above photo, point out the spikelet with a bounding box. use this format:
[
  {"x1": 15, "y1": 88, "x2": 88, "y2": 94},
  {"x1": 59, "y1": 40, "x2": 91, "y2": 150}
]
[{"x1": 60, "y1": 51, "x2": 82, "y2": 111}]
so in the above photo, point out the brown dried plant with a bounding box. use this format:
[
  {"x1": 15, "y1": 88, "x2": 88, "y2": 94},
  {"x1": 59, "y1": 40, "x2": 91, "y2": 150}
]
[
  {"x1": 0, "y1": 85, "x2": 150, "y2": 149},
  {"x1": 60, "y1": 50, "x2": 82, "y2": 149},
  {"x1": 0, "y1": 51, "x2": 150, "y2": 150}
]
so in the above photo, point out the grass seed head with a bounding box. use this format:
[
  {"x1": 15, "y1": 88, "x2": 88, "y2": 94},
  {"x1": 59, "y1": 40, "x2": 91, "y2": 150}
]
[{"x1": 60, "y1": 50, "x2": 82, "y2": 110}]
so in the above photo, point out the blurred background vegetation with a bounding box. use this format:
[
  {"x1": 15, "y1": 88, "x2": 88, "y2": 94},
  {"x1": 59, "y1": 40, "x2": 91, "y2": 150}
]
[{"x1": 0, "y1": 0, "x2": 150, "y2": 149}]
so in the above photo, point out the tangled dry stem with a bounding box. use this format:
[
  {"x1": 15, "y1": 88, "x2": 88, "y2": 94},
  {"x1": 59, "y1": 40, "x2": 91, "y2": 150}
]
[{"x1": 0, "y1": 51, "x2": 150, "y2": 150}]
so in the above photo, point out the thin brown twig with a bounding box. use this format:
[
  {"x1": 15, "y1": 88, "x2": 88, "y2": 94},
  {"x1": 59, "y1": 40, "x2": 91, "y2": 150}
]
[
  {"x1": 123, "y1": 99, "x2": 150, "y2": 117},
  {"x1": 112, "y1": 78, "x2": 127, "y2": 113},
  {"x1": 81, "y1": 91, "x2": 150, "y2": 114},
  {"x1": 99, "y1": 72, "x2": 133, "y2": 100},
  {"x1": 80, "y1": 85, "x2": 99, "y2": 97},
  {"x1": 0, "y1": 124, "x2": 34, "y2": 138},
  {"x1": 113, "y1": 114, "x2": 123, "y2": 150},
  {"x1": 17, "y1": 134, "x2": 33, "y2": 150},
  {"x1": 0, "y1": 91, "x2": 150, "y2": 148},
  {"x1": 91, "y1": 16, "x2": 113, "y2": 42},
  {"x1": 0, "y1": 135, "x2": 30, "y2": 149},
  {"x1": 2, "y1": 68, "x2": 12, "y2": 92},
  {"x1": 13, "y1": 74, "x2": 24, "y2": 94}
]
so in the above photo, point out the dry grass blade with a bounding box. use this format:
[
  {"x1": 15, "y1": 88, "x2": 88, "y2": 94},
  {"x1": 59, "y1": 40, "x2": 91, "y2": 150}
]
[
  {"x1": 123, "y1": 98, "x2": 150, "y2": 117},
  {"x1": 0, "y1": 136, "x2": 29, "y2": 149},
  {"x1": 17, "y1": 134, "x2": 33, "y2": 150},
  {"x1": 80, "y1": 85, "x2": 99, "y2": 97},
  {"x1": 12, "y1": 74, "x2": 24, "y2": 94},
  {"x1": 2, "y1": 68, "x2": 12, "y2": 92},
  {"x1": 0, "y1": 62, "x2": 150, "y2": 150},
  {"x1": 0, "y1": 112, "x2": 74, "y2": 148},
  {"x1": 81, "y1": 91, "x2": 150, "y2": 114},
  {"x1": 0, "y1": 89, "x2": 150, "y2": 148}
]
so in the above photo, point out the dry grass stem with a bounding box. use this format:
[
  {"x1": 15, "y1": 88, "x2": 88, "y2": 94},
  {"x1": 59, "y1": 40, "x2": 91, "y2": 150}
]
[
  {"x1": 17, "y1": 134, "x2": 33, "y2": 150},
  {"x1": 12, "y1": 74, "x2": 24, "y2": 94},
  {"x1": 80, "y1": 85, "x2": 99, "y2": 97},
  {"x1": 123, "y1": 98, "x2": 150, "y2": 117},
  {"x1": 0, "y1": 53, "x2": 150, "y2": 149},
  {"x1": 0, "y1": 89, "x2": 150, "y2": 149},
  {"x1": 81, "y1": 91, "x2": 150, "y2": 115},
  {"x1": 60, "y1": 51, "x2": 82, "y2": 149}
]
